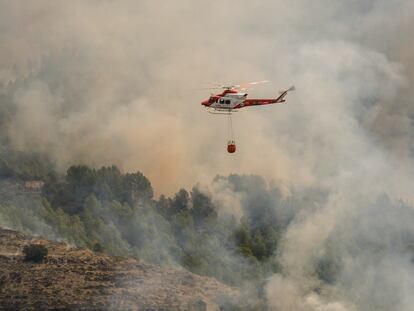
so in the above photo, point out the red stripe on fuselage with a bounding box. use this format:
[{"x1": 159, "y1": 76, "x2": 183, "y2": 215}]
[{"x1": 237, "y1": 98, "x2": 285, "y2": 108}]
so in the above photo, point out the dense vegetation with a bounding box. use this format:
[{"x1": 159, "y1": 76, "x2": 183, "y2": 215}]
[
  {"x1": 2, "y1": 154, "x2": 412, "y2": 285},
  {"x1": 0, "y1": 161, "x2": 306, "y2": 285},
  {"x1": 0, "y1": 167, "x2": 306, "y2": 311}
]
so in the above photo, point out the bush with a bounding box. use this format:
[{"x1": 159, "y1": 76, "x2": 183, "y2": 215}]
[
  {"x1": 23, "y1": 244, "x2": 48, "y2": 263},
  {"x1": 92, "y1": 242, "x2": 104, "y2": 253}
]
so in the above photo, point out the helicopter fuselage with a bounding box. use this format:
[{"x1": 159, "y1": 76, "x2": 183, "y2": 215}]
[{"x1": 201, "y1": 87, "x2": 293, "y2": 111}]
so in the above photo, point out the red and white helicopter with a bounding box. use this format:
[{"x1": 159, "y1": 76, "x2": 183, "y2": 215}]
[
  {"x1": 201, "y1": 81, "x2": 295, "y2": 114},
  {"x1": 200, "y1": 81, "x2": 294, "y2": 153}
]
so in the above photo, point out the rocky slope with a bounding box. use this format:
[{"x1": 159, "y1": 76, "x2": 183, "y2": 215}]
[{"x1": 0, "y1": 228, "x2": 238, "y2": 310}]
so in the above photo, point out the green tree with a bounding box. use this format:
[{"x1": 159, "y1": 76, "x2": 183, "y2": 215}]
[
  {"x1": 121, "y1": 172, "x2": 153, "y2": 205},
  {"x1": 94, "y1": 166, "x2": 123, "y2": 201},
  {"x1": 191, "y1": 187, "x2": 217, "y2": 227},
  {"x1": 169, "y1": 189, "x2": 190, "y2": 216},
  {"x1": 251, "y1": 231, "x2": 266, "y2": 260}
]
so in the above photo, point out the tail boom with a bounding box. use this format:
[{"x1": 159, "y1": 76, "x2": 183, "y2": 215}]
[{"x1": 237, "y1": 85, "x2": 295, "y2": 108}]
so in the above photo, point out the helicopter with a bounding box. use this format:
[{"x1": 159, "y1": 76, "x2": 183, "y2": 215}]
[
  {"x1": 200, "y1": 81, "x2": 294, "y2": 153},
  {"x1": 201, "y1": 81, "x2": 295, "y2": 114}
]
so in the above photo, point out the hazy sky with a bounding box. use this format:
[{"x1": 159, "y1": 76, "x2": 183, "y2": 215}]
[
  {"x1": 1, "y1": 0, "x2": 413, "y2": 196},
  {"x1": 1, "y1": 1, "x2": 414, "y2": 310}
]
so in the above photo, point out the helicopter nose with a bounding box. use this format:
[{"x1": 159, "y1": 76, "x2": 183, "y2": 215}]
[{"x1": 201, "y1": 100, "x2": 209, "y2": 106}]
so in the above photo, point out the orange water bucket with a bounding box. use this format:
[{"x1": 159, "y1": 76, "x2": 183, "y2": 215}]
[{"x1": 227, "y1": 141, "x2": 236, "y2": 153}]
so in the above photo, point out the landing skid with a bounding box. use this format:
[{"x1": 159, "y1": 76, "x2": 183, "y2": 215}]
[{"x1": 207, "y1": 108, "x2": 238, "y2": 115}]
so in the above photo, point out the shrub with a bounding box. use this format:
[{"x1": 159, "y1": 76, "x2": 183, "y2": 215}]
[
  {"x1": 23, "y1": 244, "x2": 48, "y2": 263},
  {"x1": 92, "y1": 242, "x2": 104, "y2": 253}
]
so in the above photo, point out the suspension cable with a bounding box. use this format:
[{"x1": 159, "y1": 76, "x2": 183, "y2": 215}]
[{"x1": 227, "y1": 112, "x2": 234, "y2": 142}]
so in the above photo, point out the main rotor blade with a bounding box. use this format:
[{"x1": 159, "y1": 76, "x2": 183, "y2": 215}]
[
  {"x1": 236, "y1": 80, "x2": 270, "y2": 89},
  {"x1": 197, "y1": 87, "x2": 223, "y2": 90},
  {"x1": 201, "y1": 80, "x2": 270, "y2": 91}
]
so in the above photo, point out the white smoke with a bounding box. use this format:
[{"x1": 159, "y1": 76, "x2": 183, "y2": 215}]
[{"x1": 1, "y1": 1, "x2": 414, "y2": 309}]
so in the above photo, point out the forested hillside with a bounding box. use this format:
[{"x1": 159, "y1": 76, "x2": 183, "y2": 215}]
[
  {"x1": 2, "y1": 157, "x2": 414, "y2": 308},
  {"x1": 0, "y1": 161, "x2": 299, "y2": 286}
]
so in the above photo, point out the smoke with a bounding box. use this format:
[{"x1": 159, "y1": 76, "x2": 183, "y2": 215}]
[
  {"x1": 2, "y1": 0, "x2": 414, "y2": 309},
  {"x1": 199, "y1": 177, "x2": 244, "y2": 220},
  {"x1": 1, "y1": 1, "x2": 413, "y2": 194}
]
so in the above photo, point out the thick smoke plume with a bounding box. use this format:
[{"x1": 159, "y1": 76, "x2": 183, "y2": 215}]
[
  {"x1": 1, "y1": 1, "x2": 413, "y2": 195},
  {"x1": 1, "y1": 1, "x2": 414, "y2": 310}
]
